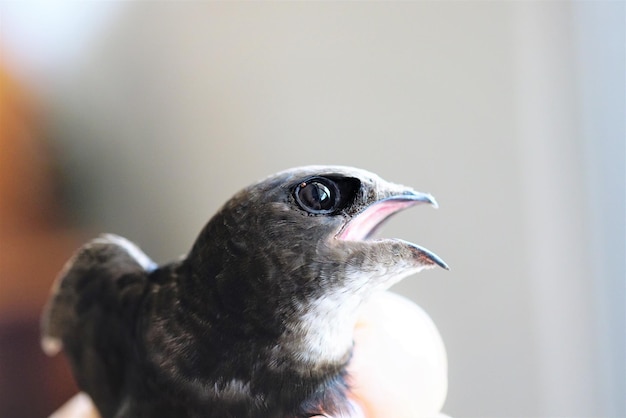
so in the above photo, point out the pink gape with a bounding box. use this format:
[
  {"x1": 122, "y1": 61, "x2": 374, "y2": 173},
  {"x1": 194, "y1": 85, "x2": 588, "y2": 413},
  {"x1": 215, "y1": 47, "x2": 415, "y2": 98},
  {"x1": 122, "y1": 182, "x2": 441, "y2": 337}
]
[{"x1": 338, "y1": 199, "x2": 424, "y2": 242}]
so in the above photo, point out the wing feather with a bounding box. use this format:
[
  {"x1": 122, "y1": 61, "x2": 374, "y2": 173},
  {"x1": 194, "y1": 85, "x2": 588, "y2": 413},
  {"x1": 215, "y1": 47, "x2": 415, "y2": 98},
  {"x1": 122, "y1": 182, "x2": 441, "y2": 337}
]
[{"x1": 41, "y1": 234, "x2": 154, "y2": 418}]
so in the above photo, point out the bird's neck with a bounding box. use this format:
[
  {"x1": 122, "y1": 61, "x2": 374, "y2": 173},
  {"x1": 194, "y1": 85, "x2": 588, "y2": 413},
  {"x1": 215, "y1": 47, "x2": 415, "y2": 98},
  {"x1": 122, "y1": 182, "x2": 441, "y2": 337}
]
[
  {"x1": 276, "y1": 293, "x2": 362, "y2": 372},
  {"x1": 145, "y1": 261, "x2": 359, "y2": 416}
]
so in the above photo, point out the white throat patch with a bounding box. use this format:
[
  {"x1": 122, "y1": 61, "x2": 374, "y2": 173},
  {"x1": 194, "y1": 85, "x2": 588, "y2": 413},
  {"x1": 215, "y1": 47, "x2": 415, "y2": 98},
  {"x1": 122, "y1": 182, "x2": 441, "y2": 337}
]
[{"x1": 286, "y1": 292, "x2": 363, "y2": 366}]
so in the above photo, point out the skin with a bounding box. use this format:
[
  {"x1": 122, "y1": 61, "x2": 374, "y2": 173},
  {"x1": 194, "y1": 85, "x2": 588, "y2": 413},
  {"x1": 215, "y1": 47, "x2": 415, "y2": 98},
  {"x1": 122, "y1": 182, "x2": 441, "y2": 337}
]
[{"x1": 50, "y1": 291, "x2": 448, "y2": 418}]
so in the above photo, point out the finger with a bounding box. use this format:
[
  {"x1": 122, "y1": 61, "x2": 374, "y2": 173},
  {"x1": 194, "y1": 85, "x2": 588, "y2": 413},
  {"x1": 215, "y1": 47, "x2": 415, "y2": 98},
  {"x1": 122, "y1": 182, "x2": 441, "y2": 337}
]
[
  {"x1": 49, "y1": 392, "x2": 101, "y2": 418},
  {"x1": 347, "y1": 291, "x2": 448, "y2": 418}
]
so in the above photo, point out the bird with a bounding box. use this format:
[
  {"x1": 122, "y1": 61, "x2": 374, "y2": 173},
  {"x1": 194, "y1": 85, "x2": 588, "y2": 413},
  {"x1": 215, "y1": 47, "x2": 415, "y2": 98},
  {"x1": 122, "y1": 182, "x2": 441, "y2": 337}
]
[{"x1": 41, "y1": 165, "x2": 448, "y2": 418}]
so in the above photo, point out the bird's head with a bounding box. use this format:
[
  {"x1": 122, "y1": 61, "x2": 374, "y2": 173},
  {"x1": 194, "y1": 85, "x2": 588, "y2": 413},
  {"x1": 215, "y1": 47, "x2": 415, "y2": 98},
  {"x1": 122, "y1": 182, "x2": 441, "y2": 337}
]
[{"x1": 187, "y1": 166, "x2": 447, "y2": 368}]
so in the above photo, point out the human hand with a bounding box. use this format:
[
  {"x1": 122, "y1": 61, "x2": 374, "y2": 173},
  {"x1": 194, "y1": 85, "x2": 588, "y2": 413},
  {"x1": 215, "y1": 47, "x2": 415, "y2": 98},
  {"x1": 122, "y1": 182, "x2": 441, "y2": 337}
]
[
  {"x1": 50, "y1": 291, "x2": 448, "y2": 418},
  {"x1": 346, "y1": 291, "x2": 448, "y2": 418}
]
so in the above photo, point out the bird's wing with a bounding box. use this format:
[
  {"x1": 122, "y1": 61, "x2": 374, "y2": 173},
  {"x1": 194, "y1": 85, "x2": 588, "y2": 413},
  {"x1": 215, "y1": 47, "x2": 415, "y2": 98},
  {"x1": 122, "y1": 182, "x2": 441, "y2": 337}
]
[{"x1": 41, "y1": 234, "x2": 155, "y2": 417}]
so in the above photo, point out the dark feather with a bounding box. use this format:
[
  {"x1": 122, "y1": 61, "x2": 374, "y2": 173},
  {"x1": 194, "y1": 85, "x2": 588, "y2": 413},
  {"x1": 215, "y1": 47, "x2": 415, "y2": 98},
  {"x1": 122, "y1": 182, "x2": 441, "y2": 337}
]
[{"x1": 41, "y1": 166, "x2": 445, "y2": 418}]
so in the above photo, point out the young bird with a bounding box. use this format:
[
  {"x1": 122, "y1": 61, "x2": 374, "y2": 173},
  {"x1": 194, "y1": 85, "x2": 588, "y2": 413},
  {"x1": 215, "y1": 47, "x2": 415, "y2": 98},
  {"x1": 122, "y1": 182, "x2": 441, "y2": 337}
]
[{"x1": 41, "y1": 166, "x2": 447, "y2": 418}]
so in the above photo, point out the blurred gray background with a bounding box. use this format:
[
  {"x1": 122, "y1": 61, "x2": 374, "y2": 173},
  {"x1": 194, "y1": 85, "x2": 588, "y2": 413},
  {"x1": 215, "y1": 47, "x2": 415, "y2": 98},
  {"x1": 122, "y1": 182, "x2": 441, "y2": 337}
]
[{"x1": 2, "y1": 2, "x2": 624, "y2": 417}]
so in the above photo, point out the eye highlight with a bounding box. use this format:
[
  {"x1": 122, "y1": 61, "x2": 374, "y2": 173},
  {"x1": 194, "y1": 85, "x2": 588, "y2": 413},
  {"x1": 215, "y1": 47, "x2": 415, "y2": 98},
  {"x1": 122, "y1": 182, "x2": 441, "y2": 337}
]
[{"x1": 294, "y1": 177, "x2": 340, "y2": 214}]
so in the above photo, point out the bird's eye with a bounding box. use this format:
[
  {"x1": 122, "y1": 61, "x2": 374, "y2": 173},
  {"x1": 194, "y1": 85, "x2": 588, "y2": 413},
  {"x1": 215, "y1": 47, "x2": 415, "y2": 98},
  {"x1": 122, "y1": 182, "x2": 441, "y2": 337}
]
[{"x1": 294, "y1": 178, "x2": 340, "y2": 214}]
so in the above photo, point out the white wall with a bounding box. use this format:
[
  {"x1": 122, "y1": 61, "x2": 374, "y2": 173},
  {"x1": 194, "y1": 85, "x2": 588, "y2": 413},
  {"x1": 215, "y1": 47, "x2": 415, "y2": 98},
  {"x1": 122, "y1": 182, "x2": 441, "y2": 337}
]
[
  {"x1": 2, "y1": 2, "x2": 623, "y2": 416},
  {"x1": 513, "y1": 2, "x2": 625, "y2": 415}
]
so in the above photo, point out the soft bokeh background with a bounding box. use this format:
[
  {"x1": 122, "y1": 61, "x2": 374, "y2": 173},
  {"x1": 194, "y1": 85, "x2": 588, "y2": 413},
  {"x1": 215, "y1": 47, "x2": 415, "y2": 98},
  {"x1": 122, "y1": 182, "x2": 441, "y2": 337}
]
[{"x1": 1, "y1": 2, "x2": 624, "y2": 417}]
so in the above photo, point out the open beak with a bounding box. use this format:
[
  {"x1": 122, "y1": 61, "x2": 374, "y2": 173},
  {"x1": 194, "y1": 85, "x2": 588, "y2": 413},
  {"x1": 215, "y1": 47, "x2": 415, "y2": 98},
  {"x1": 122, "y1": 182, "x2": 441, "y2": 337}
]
[{"x1": 337, "y1": 191, "x2": 449, "y2": 270}]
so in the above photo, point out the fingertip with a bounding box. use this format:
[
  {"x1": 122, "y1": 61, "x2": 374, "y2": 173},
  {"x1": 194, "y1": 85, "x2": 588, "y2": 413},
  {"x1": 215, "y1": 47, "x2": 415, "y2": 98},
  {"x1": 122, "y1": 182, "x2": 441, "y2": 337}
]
[{"x1": 349, "y1": 291, "x2": 448, "y2": 417}]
